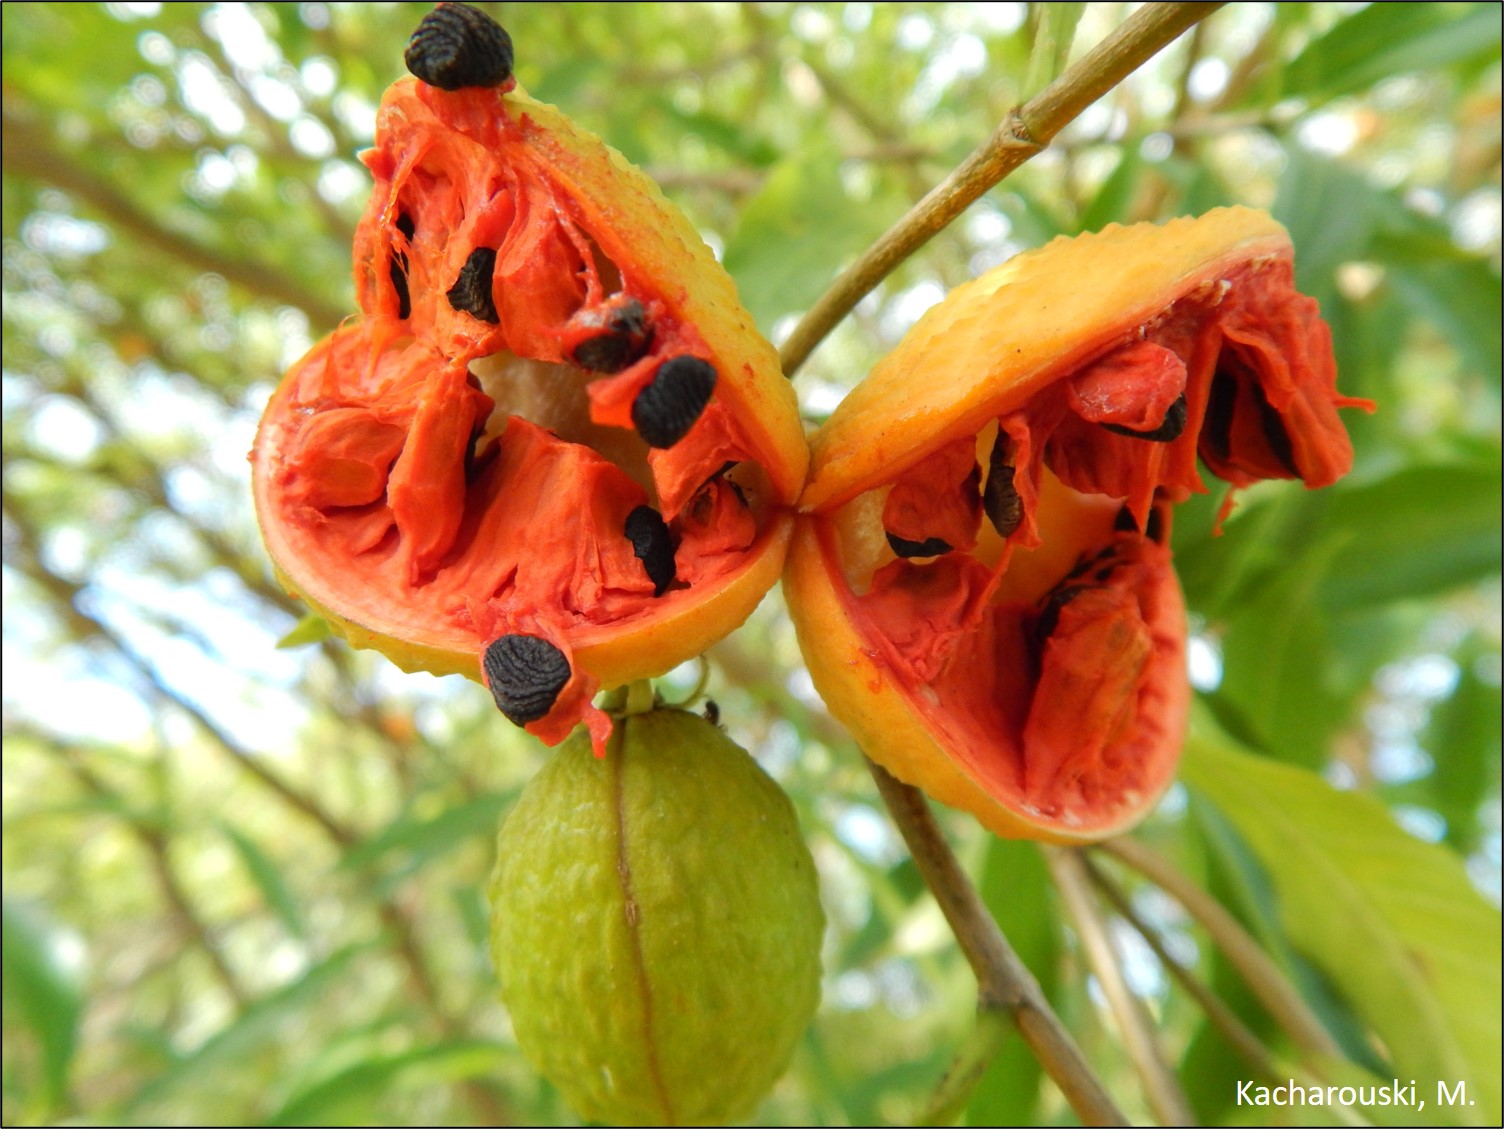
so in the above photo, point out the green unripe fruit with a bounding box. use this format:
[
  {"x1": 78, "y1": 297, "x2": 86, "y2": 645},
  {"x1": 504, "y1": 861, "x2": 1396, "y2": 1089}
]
[{"x1": 489, "y1": 707, "x2": 824, "y2": 1126}]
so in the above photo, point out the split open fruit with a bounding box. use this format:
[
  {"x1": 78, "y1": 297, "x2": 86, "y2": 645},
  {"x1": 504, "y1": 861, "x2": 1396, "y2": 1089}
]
[
  {"x1": 251, "y1": 7, "x2": 807, "y2": 753},
  {"x1": 785, "y1": 207, "x2": 1373, "y2": 843}
]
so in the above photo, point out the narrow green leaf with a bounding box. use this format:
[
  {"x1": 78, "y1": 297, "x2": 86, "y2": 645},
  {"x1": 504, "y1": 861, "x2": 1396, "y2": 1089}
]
[
  {"x1": 276, "y1": 613, "x2": 331, "y2": 649},
  {"x1": 337, "y1": 791, "x2": 517, "y2": 878},
  {"x1": 218, "y1": 822, "x2": 308, "y2": 941},
  {"x1": 1, "y1": 897, "x2": 85, "y2": 1114},
  {"x1": 1182, "y1": 735, "x2": 1502, "y2": 1125},
  {"x1": 126, "y1": 942, "x2": 371, "y2": 1115},
  {"x1": 1318, "y1": 460, "x2": 1503, "y2": 611},
  {"x1": 1283, "y1": 2, "x2": 1502, "y2": 105},
  {"x1": 266, "y1": 1040, "x2": 512, "y2": 1125}
]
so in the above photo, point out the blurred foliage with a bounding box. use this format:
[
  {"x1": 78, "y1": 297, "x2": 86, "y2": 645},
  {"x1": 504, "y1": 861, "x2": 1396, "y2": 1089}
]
[{"x1": 3, "y1": 1, "x2": 1499, "y2": 1127}]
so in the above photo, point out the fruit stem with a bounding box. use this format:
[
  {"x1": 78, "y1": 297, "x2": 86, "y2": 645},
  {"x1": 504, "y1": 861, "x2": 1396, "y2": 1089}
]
[
  {"x1": 865, "y1": 756, "x2": 1128, "y2": 1126},
  {"x1": 624, "y1": 678, "x2": 657, "y2": 717}
]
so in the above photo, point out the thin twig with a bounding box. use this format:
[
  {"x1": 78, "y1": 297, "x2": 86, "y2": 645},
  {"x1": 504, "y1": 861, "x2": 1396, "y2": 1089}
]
[
  {"x1": 1083, "y1": 855, "x2": 1372, "y2": 1127},
  {"x1": 779, "y1": 1, "x2": 1225, "y2": 376},
  {"x1": 2, "y1": 110, "x2": 349, "y2": 329},
  {"x1": 1083, "y1": 853, "x2": 1274, "y2": 1076},
  {"x1": 866, "y1": 759, "x2": 1128, "y2": 1127},
  {"x1": 1047, "y1": 848, "x2": 1195, "y2": 1126},
  {"x1": 1102, "y1": 835, "x2": 1342, "y2": 1059}
]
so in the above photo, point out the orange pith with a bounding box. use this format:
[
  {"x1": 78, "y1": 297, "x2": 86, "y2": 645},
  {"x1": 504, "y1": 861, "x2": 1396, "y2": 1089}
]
[
  {"x1": 786, "y1": 208, "x2": 1373, "y2": 841},
  {"x1": 252, "y1": 78, "x2": 807, "y2": 752}
]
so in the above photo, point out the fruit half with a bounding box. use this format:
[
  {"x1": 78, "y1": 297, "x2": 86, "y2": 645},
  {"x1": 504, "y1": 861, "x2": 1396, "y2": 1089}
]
[
  {"x1": 252, "y1": 59, "x2": 807, "y2": 753},
  {"x1": 785, "y1": 207, "x2": 1372, "y2": 842}
]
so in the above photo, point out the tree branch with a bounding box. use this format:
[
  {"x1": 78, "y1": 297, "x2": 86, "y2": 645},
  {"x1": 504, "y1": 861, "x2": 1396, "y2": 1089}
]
[
  {"x1": 1047, "y1": 847, "x2": 1195, "y2": 1126},
  {"x1": 779, "y1": 1, "x2": 1225, "y2": 376},
  {"x1": 866, "y1": 759, "x2": 1128, "y2": 1126},
  {"x1": 2, "y1": 110, "x2": 349, "y2": 330},
  {"x1": 1101, "y1": 835, "x2": 1342, "y2": 1059}
]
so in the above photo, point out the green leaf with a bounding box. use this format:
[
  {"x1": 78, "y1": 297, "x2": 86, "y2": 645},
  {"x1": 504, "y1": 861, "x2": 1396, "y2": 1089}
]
[
  {"x1": 337, "y1": 791, "x2": 517, "y2": 880},
  {"x1": 276, "y1": 613, "x2": 332, "y2": 649},
  {"x1": 1318, "y1": 460, "x2": 1503, "y2": 611},
  {"x1": 1216, "y1": 536, "x2": 1347, "y2": 766},
  {"x1": 218, "y1": 823, "x2": 308, "y2": 941},
  {"x1": 126, "y1": 942, "x2": 371, "y2": 1116},
  {"x1": 722, "y1": 143, "x2": 898, "y2": 336},
  {"x1": 265, "y1": 1039, "x2": 512, "y2": 1125},
  {"x1": 1283, "y1": 2, "x2": 1502, "y2": 105},
  {"x1": 1181, "y1": 734, "x2": 1503, "y2": 1125},
  {"x1": 965, "y1": 840, "x2": 1057, "y2": 1125},
  {"x1": 1, "y1": 897, "x2": 84, "y2": 1116},
  {"x1": 1418, "y1": 649, "x2": 1502, "y2": 854}
]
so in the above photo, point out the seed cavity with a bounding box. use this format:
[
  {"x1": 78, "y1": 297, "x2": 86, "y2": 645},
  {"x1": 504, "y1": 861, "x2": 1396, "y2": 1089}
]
[
  {"x1": 886, "y1": 533, "x2": 953, "y2": 559},
  {"x1": 1103, "y1": 392, "x2": 1188, "y2": 442},
  {"x1": 1035, "y1": 585, "x2": 1087, "y2": 645},
  {"x1": 1113, "y1": 504, "x2": 1138, "y2": 533},
  {"x1": 624, "y1": 504, "x2": 676, "y2": 596},
  {"x1": 1145, "y1": 506, "x2": 1165, "y2": 545},
  {"x1": 483, "y1": 634, "x2": 570, "y2": 727},
  {"x1": 390, "y1": 212, "x2": 415, "y2": 320},
  {"x1": 572, "y1": 296, "x2": 651, "y2": 373},
  {"x1": 405, "y1": 3, "x2": 515, "y2": 91},
  {"x1": 632, "y1": 356, "x2": 716, "y2": 449},
  {"x1": 446, "y1": 247, "x2": 500, "y2": 323},
  {"x1": 1253, "y1": 383, "x2": 1300, "y2": 477},
  {"x1": 982, "y1": 434, "x2": 1023, "y2": 538}
]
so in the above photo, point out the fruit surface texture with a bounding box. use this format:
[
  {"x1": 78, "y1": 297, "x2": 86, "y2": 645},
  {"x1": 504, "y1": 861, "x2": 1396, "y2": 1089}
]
[
  {"x1": 252, "y1": 34, "x2": 807, "y2": 754},
  {"x1": 489, "y1": 708, "x2": 824, "y2": 1126},
  {"x1": 786, "y1": 207, "x2": 1373, "y2": 843}
]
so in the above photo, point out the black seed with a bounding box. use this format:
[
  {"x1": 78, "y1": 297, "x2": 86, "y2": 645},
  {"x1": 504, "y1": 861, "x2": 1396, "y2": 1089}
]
[
  {"x1": 632, "y1": 356, "x2": 716, "y2": 448},
  {"x1": 983, "y1": 433, "x2": 1023, "y2": 539},
  {"x1": 1113, "y1": 504, "x2": 1138, "y2": 533},
  {"x1": 1252, "y1": 382, "x2": 1300, "y2": 478},
  {"x1": 886, "y1": 533, "x2": 953, "y2": 559},
  {"x1": 1103, "y1": 392, "x2": 1188, "y2": 442},
  {"x1": 624, "y1": 504, "x2": 676, "y2": 596},
  {"x1": 1094, "y1": 565, "x2": 1116, "y2": 583},
  {"x1": 1203, "y1": 368, "x2": 1236, "y2": 463},
  {"x1": 572, "y1": 297, "x2": 651, "y2": 373},
  {"x1": 390, "y1": 212, "x2": 415, "y2": 320},
  {"x1": 405, "y1": 3, "x2": 514, "y2": 91},
  {"x1": 703, "y1": 699, "x2": 720, "y2": 726},
  {"x1": 1145, "y1": 506, "x2": 1165, "y2": 545},
  {"x1": 483, "y1": 634, "x2": 570, "y2": 727},
  {"x1": 446, "y1": 247, "x2": 499, "y2": 323},
  {"x1": 1035, "y1": 585, "x2": 1087, "y2": 644}
]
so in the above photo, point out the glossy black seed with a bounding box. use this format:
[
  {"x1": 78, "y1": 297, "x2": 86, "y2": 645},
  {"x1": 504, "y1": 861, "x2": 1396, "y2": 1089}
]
[
  {"x1": 887, "y1": 533, "x2": 953, "y2": 559},
  {"x1": 632, "y1": 356, "x2": 716, "y2": 448},
  {"x1": 983, "y1": 434, "x2": 1023, "y2": 539},
  {"x1": 572, "y1": 297, "x2": 651, "y2": 373},
  {"x1": 446, "y1": 247, "x2": 499, "y2": 323},
  {"x1": 390, "y1": 212, "x2": 415, "y2": 320},
  {"x1": 703, "y1": 699, "x2": 720, "y2": 726},
  {"x1": 1203, "y1": 369, "x2": 1236, "y2": 463},
  {"x1": 1035, "y1": 585, "x2": 1088, "y2": 644},
  {"x1": 624, "y1": 504, "x2": 676, "y2": 596},
  {"x1": 405, "y1": 3, "x2": 514, "y2": 91},
  {"x1": 483, "y1": 634, "x2": 570, "y2": 727},
  {"x1": 1252, "y1": 382, "x2": 1300, "y2": 477},
  {"x1": 1145, "y1": 507, "x2": 1165, "y2": 545},
  {"x1": 1103, "y1": 392, "x2": 1188, "y2": 442}
]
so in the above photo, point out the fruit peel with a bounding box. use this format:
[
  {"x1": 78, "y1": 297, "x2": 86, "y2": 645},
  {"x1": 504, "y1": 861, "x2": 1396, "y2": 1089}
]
[
  {"x1": 490, "y1": 708, "x2": 824, "y2": 1126},
  {"x1": 787, "y1": 208, "x2": 1370, "y2": 842}
]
